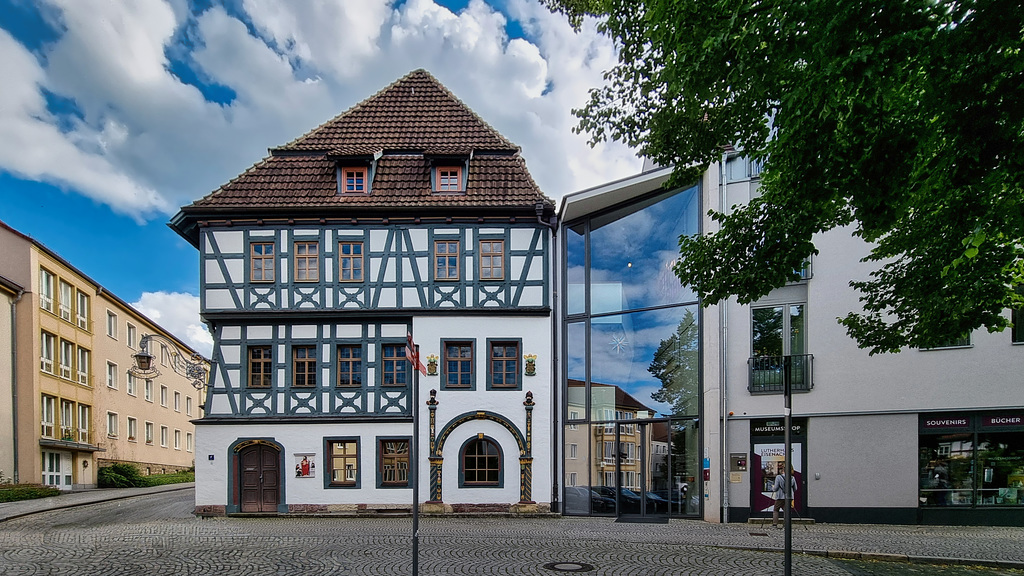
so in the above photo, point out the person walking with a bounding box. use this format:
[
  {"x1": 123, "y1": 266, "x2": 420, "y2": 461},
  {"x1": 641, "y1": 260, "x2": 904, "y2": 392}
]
[{"x1": 772, "y1": 466, "x2": 797, "y2": 528}]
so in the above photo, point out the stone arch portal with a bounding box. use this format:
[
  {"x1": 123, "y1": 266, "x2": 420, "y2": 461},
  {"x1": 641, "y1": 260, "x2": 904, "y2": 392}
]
[{"x1": 427, "y1": 391, "x2": 535, "y2": 505}]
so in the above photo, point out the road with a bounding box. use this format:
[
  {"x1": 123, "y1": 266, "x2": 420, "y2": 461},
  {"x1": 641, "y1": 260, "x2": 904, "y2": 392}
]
[{"x1": 0, "y1": 489, "x2": 1020, "y2": 575}]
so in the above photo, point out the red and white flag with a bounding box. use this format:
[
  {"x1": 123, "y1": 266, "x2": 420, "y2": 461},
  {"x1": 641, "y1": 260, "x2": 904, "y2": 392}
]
[{"x1": 406, "y1": 331, "x2": 427, "y2": 376}]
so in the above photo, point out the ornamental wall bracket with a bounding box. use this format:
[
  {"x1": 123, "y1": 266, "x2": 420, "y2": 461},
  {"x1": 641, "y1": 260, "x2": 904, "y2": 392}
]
[{"x1": 128, "y1": 333, "x2": 210, "y2": 390}]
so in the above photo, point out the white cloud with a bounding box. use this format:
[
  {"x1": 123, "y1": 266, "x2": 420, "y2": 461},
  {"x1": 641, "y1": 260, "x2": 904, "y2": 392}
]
[
  {"x1": 0, "y1": 0, "x2": 641, "y2": 220},
  {"x1": 131, "y1": 291, "x2": 213, "y2": 358}
]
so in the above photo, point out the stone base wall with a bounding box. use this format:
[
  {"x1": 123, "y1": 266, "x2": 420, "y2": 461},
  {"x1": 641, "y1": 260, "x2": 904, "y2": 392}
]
[{"x1": 97, "y1": 458, "x2": 192, "y2": 475}]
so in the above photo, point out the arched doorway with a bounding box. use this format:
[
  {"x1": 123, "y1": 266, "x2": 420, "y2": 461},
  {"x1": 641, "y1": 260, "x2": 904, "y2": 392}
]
[{"x1": 237, "y1": 441, "x2": 281, "y2": 513}]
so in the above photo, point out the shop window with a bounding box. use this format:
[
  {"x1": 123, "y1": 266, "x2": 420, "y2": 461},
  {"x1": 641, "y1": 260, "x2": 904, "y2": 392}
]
[{"x1": 461, "y1": 437, "x2": 501, "y2": 487}]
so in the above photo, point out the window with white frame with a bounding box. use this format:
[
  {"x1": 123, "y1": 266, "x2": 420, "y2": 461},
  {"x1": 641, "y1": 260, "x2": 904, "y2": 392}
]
[
  {"x1": 126, "y1": 323, "x2": 137, "y2": 349},
  {"x1": 160, "y1": 385, "x2": 167, "y2": 407},
  {"x1": 186, "y1": 432, "x2": 193, "y2": 452},
  {"x1": 567, "y1": 410, "x2": 579, "y2": 431},
  {"x1": 60, "y1": 399, "x2": 74, "y2": 440},
  {"x1": 39, "y1": 269, "x2": 55, "y2": 312},
  {"x1": 160, "y1": 426, "x2": 168, "y2": 447},
  {"x1": 58, "y1": 280, "x2": 73, "y2": 322},
  {"x1": 145, "y1": 379, "x2": 153, "y2": 402},
  {"x1": 78, "y1": 405, "x2": 90, "y2": 443},
  {"x1": 76, "y1": 290, "x2": 90, "y2": 329},
  {"x1": 569, "y1": 443, "x2": 578, "y2": 459},
  {"x1": 567, "y1": 472, "x2": 578, "y2": 487},
  {"x1": 41, "y1": 395, "x2": 55, "y2": 437},
  {"x1": 160, "y1": 345, "x2": 170, "y2": 367},
  {"x1": 106, "y1": 310, "x2": 117, "y2": 339},
  {"x1": 106, "y1": 362, "x2": 118, "y2": 389},
  {"x1": 126, "y1": 373, "x2": 137, "y2": 396},
  {"x1": 127, "y1": 417, "x2": 137, "y2": 441},
  {"x1": 106, "y1": 412, "x2": 118, "y2": 438},
  {"x1": 145, "y1": 421, "x2": 154, "y2": 444},
  {"x1": 186, "y1": 396, "x2": 193, "y2": 416},
  {"x1": 173, "y1": 391, "x2": 180, "y2": 412},
  {"x1": 77, "y1": 347, "x2": 90, "y2": 385},
  {"x1": 40, "y1": 332, "x2": 55, "y2": 373},
  {"x1": 174, "y1": 429, "x2": 181, "y2": 450}
]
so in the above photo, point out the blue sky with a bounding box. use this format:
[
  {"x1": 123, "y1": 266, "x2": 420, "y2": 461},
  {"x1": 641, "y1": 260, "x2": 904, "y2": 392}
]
[{"x1": 0, "y1": 0, "x2": 640, "y2": 354}]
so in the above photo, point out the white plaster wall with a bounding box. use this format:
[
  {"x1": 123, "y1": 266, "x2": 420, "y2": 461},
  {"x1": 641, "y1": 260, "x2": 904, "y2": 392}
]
[{"x1": 412, "y1": 314, "x2": 553, "y2": 505}]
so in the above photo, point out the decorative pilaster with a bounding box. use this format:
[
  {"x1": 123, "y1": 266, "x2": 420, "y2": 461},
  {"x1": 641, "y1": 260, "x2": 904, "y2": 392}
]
[
  {"x1": 520, "y1": 391, "x2": 535, "y2": 503},
  {"x1": 427, "y1": 389, "x2": 441, "y2": 503}
]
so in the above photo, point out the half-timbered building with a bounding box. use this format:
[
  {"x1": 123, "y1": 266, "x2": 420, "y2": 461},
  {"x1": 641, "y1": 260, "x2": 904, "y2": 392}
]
[{"x1": 171, "y1": 70, "x2": 555, "y2": 515}]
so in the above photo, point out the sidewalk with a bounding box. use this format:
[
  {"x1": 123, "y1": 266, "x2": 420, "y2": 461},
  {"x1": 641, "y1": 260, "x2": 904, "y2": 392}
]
[
  {"x1": 2, "y1": 485, "x2": 1022, "y2": 571},
  {"x1": 0, "y1": 482, "x2": 194, "y2": 522}
]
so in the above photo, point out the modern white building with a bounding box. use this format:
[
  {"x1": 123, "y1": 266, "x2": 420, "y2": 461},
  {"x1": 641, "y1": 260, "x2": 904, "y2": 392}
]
[
  {"x1": 171, "y1": 70, "x2": 555, "y2": 515},
  {"x1": 555, "y1": 158, "x2": 1024, "y2": 526}
]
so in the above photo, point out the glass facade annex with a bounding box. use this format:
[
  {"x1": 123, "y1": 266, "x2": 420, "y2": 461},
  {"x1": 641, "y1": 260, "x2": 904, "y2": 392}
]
[{"x1": 562, "y1": 184, "x2": 703, "y2": 517}]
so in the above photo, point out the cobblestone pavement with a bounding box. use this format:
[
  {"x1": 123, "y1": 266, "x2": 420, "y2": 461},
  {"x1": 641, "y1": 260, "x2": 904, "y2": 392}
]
[{"x1": 0, "y1": 488, "x2": 1022, "y2": 575}]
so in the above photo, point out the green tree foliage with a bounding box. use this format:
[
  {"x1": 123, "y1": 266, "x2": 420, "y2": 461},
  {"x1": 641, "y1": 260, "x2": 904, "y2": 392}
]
[
  {"x1": 546, "y1": 0, "x2": 1024, "y2": 353},
  {"x1": 649, "y1": 310, "x2": 699, "y2": 415}
]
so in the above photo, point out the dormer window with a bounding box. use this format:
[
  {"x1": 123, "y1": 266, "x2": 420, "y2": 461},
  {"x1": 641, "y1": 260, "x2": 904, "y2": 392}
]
[
  {"x1": 341, "y1": 167, "x2": 368, "y2": 193},
  {"x1": 435, "y1": 166, "x2": 463, "y2": 193}
]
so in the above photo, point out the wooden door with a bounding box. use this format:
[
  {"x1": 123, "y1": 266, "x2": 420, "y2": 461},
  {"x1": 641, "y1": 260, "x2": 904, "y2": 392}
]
[{"x1": 240, "y1": 444, "x2": 280, "y2": 513}]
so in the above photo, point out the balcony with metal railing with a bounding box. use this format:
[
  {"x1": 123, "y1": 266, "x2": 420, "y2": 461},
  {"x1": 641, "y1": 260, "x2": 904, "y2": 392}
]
[{"x1": 748, "y1": 354, "x2": 814, "y2": 394}]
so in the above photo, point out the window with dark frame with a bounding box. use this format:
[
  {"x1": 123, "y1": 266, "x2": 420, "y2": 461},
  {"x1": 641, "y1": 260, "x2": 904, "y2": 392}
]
[
  {"x1": 435, "y1": 166, "x2": 462, "y2": 192},
  {"x1": 379, "y1": 439, "x2": 410, "y2": 486},
  {"x1": 444, "y1": 341, "x2": 473, "y2": 388},
  {"x1": 479, "y1": 240, "x2": 504, "y2": 280},
  {"x1": 292, "y1": 346, "x2": 316, "y2": 387},
  {"x1": 251, "y1": 242, "x2": 275, "y2": 282},
  {"x1": 462, "y1": 438, "x2": 500, "y2": 485},
  {"x1": 338, "y1": 242, "x2": 364, "y2": 282},
  {"x1": 337, "y1": 345, "x2": 362, "y2": 387},
  {"x1": 342, "y1": 167, "x2": 367, "y2": 193},
  {"x1": 489, "y1": 341, "x2": 519, "y2": 388},
  {"x1": 434, "y1": 240, "x2": 459, "y2": 280},
  {"x1": 294, "y1": 241, "x2": 319, "y2": 282},
  {"x1": 381, "y1": 345, "x2": 407, "y2": 386},
  {"x1": 329, "y1": 440, "x2": 358, "y2": 486},
  {"x1": 249, "y1": 346, "x2": 272, "y2": 387}
]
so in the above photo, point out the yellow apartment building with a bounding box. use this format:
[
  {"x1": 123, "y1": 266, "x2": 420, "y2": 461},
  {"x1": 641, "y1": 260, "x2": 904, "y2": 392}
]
[{"x1": 0, "y1": 220, "x2": 203, "y2": 489}]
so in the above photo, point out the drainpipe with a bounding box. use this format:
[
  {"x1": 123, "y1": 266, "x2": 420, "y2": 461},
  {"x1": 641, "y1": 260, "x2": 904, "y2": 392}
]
[
  {"x1": 10, "y1": 288, "x2": 25, "y2": 484},
  {"x1": 548, "y1": 216, "x2": 560, "y2": 512},
  {"x1": 718, "y1": 154, "x2": 730, "y2": 523}
]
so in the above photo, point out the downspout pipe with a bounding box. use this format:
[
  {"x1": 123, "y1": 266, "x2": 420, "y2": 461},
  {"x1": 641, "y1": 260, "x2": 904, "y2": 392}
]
[
  {"x1": 10, "y1": 288, "x2": 25, "y2": 484},
  {"x1": 718, "y1": 154, "x2": 730, "y2": 523},
  {"x1": 546, "y1": 210, "x2": 560, "y2": 512}
]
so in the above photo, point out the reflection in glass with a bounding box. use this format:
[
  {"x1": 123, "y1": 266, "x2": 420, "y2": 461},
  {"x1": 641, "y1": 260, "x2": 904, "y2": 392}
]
[
  {"x1": 566, "y1": 224, "x2": 586, "y2": 316},
  {"x1": 671, "y1": 420, "x2": 700, "y2": 515},
  {"x1": 566, "y1": 321, "x2": 586, "y2": 420},
  {"x1": 590, "y1": 306, "x2": 700, "y2": 419},
  {"x1": 977, "y1": 433, "x2": 1024, "y2": 506},
  {"x1": 589, "y1": 186, "x2": 698, "y2": 315},
  {"x1": 919, "y1": 434, "x2": 974, "y2": 506}
]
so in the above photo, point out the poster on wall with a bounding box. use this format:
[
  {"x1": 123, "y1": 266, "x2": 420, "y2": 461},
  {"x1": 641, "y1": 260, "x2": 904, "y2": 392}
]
[
  {"x1": 294, "y1": 453, "x2": 316, "y2": 478},
  {"x1": 751, "y1": 443, "x2": 803, "y2": 514}
]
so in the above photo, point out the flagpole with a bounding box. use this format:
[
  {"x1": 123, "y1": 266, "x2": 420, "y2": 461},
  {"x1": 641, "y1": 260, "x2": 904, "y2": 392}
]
[{"x1": 412, "y1": 342, "x2": 420, "y2": 576}]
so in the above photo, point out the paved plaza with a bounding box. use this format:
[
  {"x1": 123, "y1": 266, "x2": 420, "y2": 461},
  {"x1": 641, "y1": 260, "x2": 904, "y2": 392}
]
[{"x1": 1, "y1": 485, "x2": 1022, "y2": 575}]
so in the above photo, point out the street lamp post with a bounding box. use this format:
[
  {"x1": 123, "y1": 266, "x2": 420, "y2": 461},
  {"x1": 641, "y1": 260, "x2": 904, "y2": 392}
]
[{"x1": 128, "y1": 333, "x2": 209, "y2": 391}]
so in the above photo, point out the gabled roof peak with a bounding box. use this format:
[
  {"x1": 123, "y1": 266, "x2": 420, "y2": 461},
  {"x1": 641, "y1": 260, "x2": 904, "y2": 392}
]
[{"x1": 276, "y1": 69, "x2": 518, "y2": 154}]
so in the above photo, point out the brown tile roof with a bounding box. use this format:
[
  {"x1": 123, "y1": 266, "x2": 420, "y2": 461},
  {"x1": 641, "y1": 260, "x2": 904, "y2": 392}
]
[
  {"x1": 185, "y1": 153, "x2": 547, "y2": 209},
  {"x1": 280, "y1": 69, "x2": 517, "y2": 153},
  {"x1": 182, "y1": 69, "x2": 552, "y2": 214}
]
